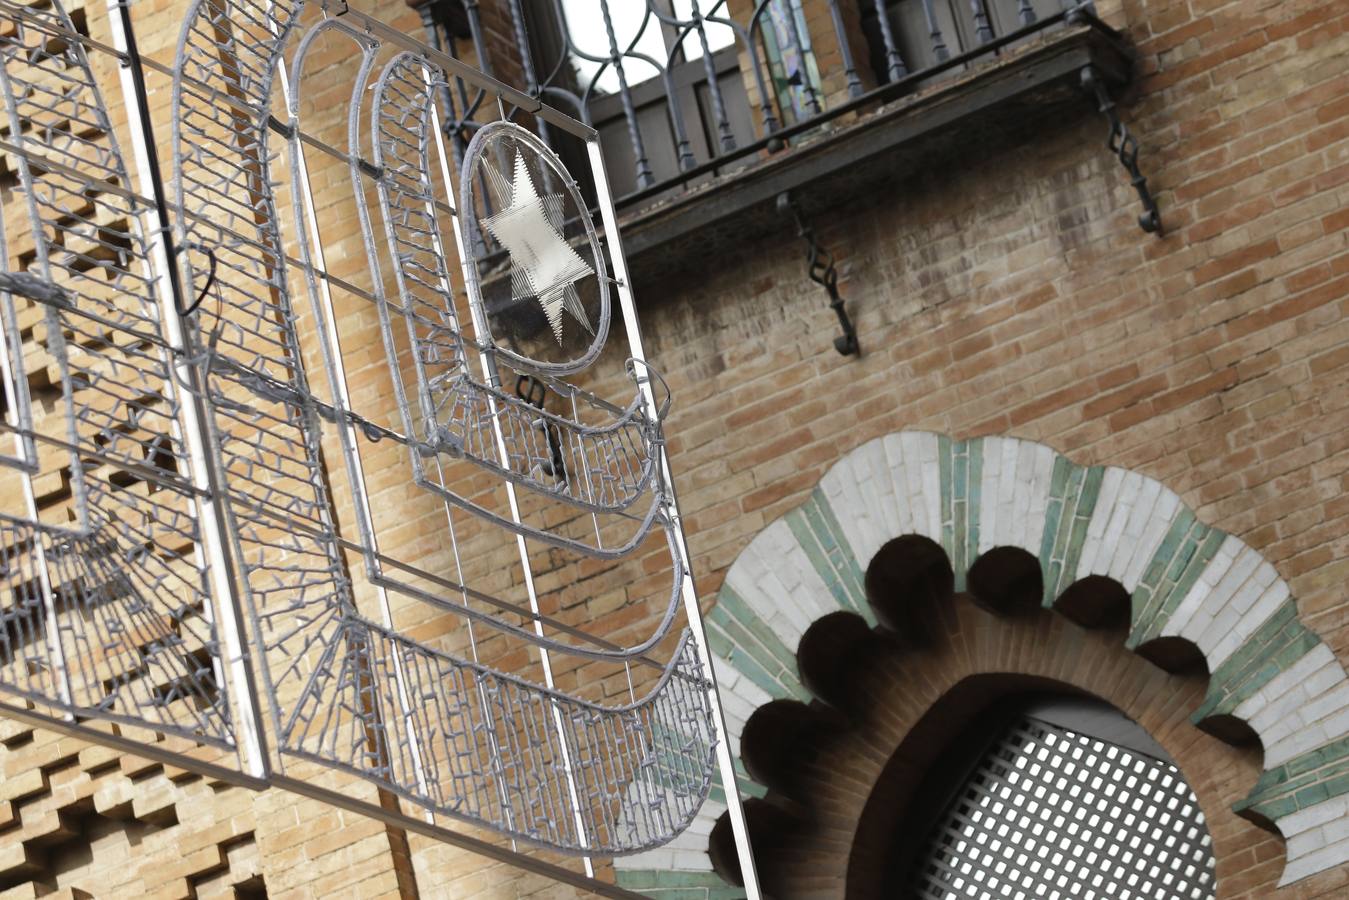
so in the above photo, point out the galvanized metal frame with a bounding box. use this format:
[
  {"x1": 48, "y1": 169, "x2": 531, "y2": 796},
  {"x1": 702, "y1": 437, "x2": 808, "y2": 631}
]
[
  {"x1": 0, "y1": 0, "x2": 236, "y2": 753},
  {"x1": 0, "y1": 0, "x2": 762, "y2": 892}
]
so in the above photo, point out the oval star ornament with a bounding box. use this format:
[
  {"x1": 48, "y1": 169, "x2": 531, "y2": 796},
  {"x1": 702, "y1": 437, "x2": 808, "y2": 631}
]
[{"x1": 462, "y1": 121, "x2": 610, "y2": 375}]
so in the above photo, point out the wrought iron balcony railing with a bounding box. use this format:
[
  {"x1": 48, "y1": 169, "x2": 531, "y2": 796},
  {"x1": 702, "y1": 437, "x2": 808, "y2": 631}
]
[{"x1": 417, "y1": 0, "x2": 1091, "y2": 205}]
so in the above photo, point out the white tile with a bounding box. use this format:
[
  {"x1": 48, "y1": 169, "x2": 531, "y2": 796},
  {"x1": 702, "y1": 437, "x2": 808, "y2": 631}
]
[{"x1": 1278, "y1": 795, "x2": 1349, "y2": 837}]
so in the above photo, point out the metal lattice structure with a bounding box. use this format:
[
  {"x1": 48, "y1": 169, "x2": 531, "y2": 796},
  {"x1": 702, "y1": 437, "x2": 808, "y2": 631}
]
[
  {"x1": 912, "y1": 715, "x2": 1217, "y2": 900},
  {"x1": 0, "y1": 0, "x2": 232, "y2": 747},
  {"x1": 0, "y1": 0, "x2": 758, "y2": 890}
]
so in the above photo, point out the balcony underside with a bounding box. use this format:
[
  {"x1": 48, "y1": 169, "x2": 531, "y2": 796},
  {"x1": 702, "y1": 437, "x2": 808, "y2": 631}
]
[{"x1": 615, "y1": 21, "x2": 1136, "y2": 289}]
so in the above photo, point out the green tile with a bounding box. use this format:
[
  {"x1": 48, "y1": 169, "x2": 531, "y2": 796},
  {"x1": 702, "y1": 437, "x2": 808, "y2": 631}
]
[
  {"x1": 1055, "y1": 466, "x2": 1102, "y2": 602},
  {"x1": 1193, "y1": 601, "x2": 1309, "y2": 722},
  {"x1": 961, "y1": 438, "x2": 983, "y2": 591},
  {"x1": 1129, "y1": 522, "x2": 1224, "y2": 648}
]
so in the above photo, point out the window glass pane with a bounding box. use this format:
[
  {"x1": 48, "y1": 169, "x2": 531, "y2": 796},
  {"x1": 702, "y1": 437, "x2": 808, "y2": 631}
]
[{"x1": 557, "y1": 1, "x2": 734, "y2": 96}]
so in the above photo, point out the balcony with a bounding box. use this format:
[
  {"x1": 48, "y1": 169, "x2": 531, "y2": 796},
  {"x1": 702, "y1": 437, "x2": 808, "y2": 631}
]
[{"x1": 415, "y1": 0, "x2": 1137, "y2": 285}]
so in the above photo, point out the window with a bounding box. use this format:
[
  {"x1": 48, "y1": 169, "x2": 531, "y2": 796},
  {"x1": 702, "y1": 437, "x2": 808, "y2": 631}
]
[{"x1": 517, "y1": 0, "x2": 838, "y2": 198}]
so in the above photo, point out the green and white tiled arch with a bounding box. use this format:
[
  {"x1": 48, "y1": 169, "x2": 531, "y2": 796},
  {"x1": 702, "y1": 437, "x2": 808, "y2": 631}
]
[{"x1": 616, "y1": 431, "x2": 1349, "y2": 895}]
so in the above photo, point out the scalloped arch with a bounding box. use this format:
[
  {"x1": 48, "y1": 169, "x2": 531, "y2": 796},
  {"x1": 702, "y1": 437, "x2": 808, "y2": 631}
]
[{"x1": 615, "y1": 431, "x2": 1349, "y2": 891}]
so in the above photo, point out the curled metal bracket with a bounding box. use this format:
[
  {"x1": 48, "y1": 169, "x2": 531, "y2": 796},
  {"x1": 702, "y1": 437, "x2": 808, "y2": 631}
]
[
  {"x1": 776, "y1": 193, "x2": 860, "y2": 356},
  {"x1": 515, "y1": 373, "x2": 567, "y2": 480},
  {"x1": 1081, "y1": 66, "x2": 1161, "y2": 236}
]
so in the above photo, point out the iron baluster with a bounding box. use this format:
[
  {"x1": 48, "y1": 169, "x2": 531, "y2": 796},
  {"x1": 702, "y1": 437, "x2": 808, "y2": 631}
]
[
  {"x1": 870, "y1": 0, "x2": 908, "y2": 83},
  {"x1": 499, "y1": 0, "x2": 557, "y2": 160},
  {"x1": 644, "y1": 0, "x2": 700, "y2": 170},
  {"x1": 1081, "y1": 66, "x2": 1162, "y2": 235},
  {"x1": 780, "y1": 0, "x2": 822, "y2": 116},
  {"x1": 691, "y1": 0, "x2": 738, "y2": 152},
  {"x1": 598, "y1": 0, "x2": 655, "y2": 188},
  {"x1": 1018, "y1": 0, "x2": 1038, "y2": 26},
  {"x1": 919, "y1": 0, "x2": 951, "y2": 62},
  {"x1": 971, "y1": 0, "x2": 995, "y2": 44},
  {"x1": 410, "y1": 0, "x2": 477, "y2": 168},
  {"x1": 777, "y1": 193, "x2": 859, "y2": 357},
  {"x1": 737, "y1": 1, "x2": 789, "y2": 142},
  {"x1": 826, "y1": 0, "x2": 865, "y2": 96}
]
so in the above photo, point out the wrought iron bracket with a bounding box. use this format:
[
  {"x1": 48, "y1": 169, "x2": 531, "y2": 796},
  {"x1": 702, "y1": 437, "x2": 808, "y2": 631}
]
[
  {"x1": 515, "y1": 374, "x2": 567, "y2": 480},
  {"x1": 1081, "y1": 65, "x2": 1161, "y2": 236},
  {"x1": 776, "y1": 193, "x2": 860, "y2": 357}
]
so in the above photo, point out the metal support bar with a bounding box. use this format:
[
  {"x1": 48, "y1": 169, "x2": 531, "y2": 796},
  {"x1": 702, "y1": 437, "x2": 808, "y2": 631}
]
[
  {"x1": 107, "y1": 0, "x2": 270, "y2": 778},
  {"x1": 272, "y1": 19, "x2": 432, "y2": 811},
  {"x1": 1081, "y1": 65, "x2": 1161, "y2": 235},
  {"x1": 590, "y1": 137, "x2": 765, "y2": 900},
  {"x1": 777, "y1": 193, "x2": 860, "y2": 357},
  {"x1": 432, "y1": 89, "x2": 595, "y2": 876}
]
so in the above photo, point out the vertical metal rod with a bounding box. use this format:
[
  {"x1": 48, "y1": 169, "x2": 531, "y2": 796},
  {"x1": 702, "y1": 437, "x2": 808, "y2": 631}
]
[
  {"x1": 690, "y1": 0, "x2": 736, "y2": 151},
  {"x1": 273, "y1": 37, "x2": 432, "y2": 811},
  {"x1": 417, "y1": 4, "x2": 467, "y2": 170},
  {"x1": 646, "y1": 0, "x2": 698, "y2": 170},
  {"x1": 970, "y1": 0, "x2": 995, "y2": 43},
  {"x1": 1017, "y1": 0, "x2": 1038, "y2": 26},
  {"x1": 585, "y1": 136, "x2": 764, "y2": 899},
  {"x1": 106, "y1": 0, "x2": 268, "y2": 777},
  {"x1": 871, "y1": 0, "x2": 908, "y2": 82},
  {"x1": 780, "y1": 1, "x2": 822, "y2": 116},
  {"x1": 412, "y1": 61, "x2": 520, "y2": 834},
  {"x1": 825, "y1": 0, "x2": 865, "y2": 96},
  {"x1": 428, "y1": 88, "x2": 594, "y2": 877},
  {"x1": 0, "y1": 20, "x2": 78, "y2": 719},
  {"x1": 597, "y1": 0, "x2": 654, "y2": 188},
  {"x1": 918, "y1": 0, "x2": 951, "y2": 61},
  {"x1": 740, "y1": 9, "x2": 782, "y2": 140}
]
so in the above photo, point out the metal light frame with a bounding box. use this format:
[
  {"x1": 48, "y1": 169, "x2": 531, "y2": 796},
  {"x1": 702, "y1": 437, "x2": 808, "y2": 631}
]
[{"x1": 0, "y1": 0, "x2": 763, "y2": 894}]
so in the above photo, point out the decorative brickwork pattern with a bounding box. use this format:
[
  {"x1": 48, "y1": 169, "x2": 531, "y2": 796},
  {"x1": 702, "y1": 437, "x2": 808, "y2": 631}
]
[{"x1": 620, "y1": 432, "x2": 1349, "y2": 894}]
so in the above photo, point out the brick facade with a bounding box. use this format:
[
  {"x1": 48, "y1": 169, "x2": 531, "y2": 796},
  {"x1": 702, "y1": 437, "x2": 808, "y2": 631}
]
[
  {"x1": 1, "y1": 0, "x2": 1346, "y2": 895},
  {"x1": 671, "y1": 434, "x2": 1349, "y2": 897}
]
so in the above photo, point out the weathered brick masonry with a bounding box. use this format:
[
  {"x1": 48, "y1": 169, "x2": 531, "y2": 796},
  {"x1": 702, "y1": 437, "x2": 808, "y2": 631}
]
[{"x1": 0, "y1": 0, "x2": 1346, "y2": 896}]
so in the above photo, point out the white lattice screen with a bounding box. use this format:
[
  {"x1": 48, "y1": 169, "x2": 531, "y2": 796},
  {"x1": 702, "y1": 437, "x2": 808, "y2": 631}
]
[{"x1": 913, "y1": 715, "x2": 1217, "y2": 900}]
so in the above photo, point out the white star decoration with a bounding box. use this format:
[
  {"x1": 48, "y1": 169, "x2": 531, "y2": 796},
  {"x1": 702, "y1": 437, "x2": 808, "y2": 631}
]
[{"x1": 481, "y1": 153, "x2": 594, "y2": 345}]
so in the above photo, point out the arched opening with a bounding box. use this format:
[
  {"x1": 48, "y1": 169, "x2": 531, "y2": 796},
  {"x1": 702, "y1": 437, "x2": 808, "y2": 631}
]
[
  {"x1": 967, "y1": 546, "x2": 1043, "y2": 615},
  {"x1": 797, "y1": 611, "x2": 883, "y2": 714},
  {"x1": 1054, "y1": 574, "x2": 1131, "y2": 629},
  {"x1": 686, "y1": 432, "x2": 1349, "y2": 897},
  {"x1": 864, "y1": 535, "x2": 954, "y2": 640}
]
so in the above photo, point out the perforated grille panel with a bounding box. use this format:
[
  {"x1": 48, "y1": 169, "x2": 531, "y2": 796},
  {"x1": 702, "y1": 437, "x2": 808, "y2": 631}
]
[{"x1": 913, "y1": 716, "x2": 1217, "y2": 900}]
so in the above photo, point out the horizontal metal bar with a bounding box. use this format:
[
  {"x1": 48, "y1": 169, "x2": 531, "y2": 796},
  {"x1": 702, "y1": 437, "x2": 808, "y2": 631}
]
[
  {"x1": 0, "y1": 137, "x2": 154, "y2": 205},
  {"x1": 614, "y1": 9, "x2": 1123, "y2": 210},
  {"x1": 329, "y1": 3, "x2": 596, "y2": 142},
  {"x1": 0, "y1": 700, "x2": 268, "y2": 789},
  {"x1": 0, "y1": 0, "x2": 131, "y2": 62},
  {"x1": 275, "y1": 120, "x2": 458, "y2": 220},
  {"x1": 0, "y1": 422, "x2": 201, "y2": 493},
  {"x1": 0, "y1": 703, "x2": 639, "y2": 897}
]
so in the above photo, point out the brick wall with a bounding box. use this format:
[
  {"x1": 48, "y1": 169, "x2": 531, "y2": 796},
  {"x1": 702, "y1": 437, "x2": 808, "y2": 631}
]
[{"x1": 0, "y1": 0, "x2": 1346, "y2": 896}]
